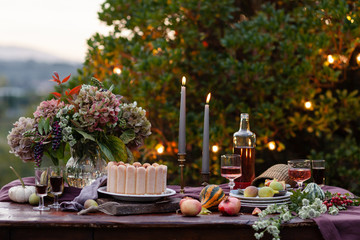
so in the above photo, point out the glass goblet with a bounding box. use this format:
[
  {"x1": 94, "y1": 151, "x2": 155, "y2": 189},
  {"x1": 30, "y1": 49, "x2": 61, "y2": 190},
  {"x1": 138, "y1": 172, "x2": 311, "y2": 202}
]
[
  {"x1": 288, "y1": 159, "x2": 311, "y2": 189},
  {"x1": 221, "y1": 154, "x2": 242, "y2": 193},
  {"x1": 49, "y1": 166, "x2": 64, "y2": 209},
  {"x1": 33, "y1": 167, "x2": 50, "y2": 211}
]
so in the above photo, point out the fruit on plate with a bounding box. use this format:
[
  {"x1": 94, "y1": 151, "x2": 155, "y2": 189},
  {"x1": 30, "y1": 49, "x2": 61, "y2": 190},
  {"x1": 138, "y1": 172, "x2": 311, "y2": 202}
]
[
  {"x1": 199, "y1": 185, "x2": 225, "y2": 209},
  {"x1": 269, "y1": 179, "x2": 285, "y2": 191},
  {"x1": 244, "y1": 186, "x2": 258, "y2": 197},
  {"x1": 180, "y1": 198, "x2": 202, "y2": 216},
  {"x1": 218, "y1": 196, "x2": 241, "y2": 216},
  {"x1": 258, "y1": 187, "x2": 278, "y2": 197}
]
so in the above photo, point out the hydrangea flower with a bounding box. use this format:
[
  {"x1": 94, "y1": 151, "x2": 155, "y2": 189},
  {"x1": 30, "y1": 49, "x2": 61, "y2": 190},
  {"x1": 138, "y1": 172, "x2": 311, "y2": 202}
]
[
  {"x1": 33, "y1": 99, "x2": 64, "y2": 121},
  {"x1": 73, "y1": 85, "x2": 121, "y2": 132},
  {"x1": 7, "y1": 117, "x2": 36, "y2": 162}
]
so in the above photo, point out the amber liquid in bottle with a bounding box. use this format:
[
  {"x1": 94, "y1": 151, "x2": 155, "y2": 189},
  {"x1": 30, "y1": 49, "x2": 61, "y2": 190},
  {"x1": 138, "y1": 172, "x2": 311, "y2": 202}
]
[{"x1": 233, "y1": 113, "x2": 256, "y2": 189}]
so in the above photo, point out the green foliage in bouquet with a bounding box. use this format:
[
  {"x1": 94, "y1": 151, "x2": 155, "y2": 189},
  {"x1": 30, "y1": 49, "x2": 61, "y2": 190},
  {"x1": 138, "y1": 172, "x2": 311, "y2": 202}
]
[
  {"x1": 69, "y1": 0, "x2": 360, "y2": 193},
  {"x1": 7, "y1": 73, "x2": 151, "y2": 167}
]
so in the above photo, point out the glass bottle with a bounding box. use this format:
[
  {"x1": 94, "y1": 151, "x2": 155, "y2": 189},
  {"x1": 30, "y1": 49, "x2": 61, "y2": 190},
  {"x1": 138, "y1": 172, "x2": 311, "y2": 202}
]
[{"x1": 233, "y1": 113, "x2": 256, "y2": 189}]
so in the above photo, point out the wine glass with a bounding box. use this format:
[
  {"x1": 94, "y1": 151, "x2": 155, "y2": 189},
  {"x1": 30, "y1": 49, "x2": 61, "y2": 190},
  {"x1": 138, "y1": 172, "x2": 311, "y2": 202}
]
[
  {"x1": 288, "y1": 159, "x2": 311, "y2": 189},
  {"x1": 49, "y1": 166, "x2": 64, "y2": 209},
  {"x1": 221, "y1": 154, "x2": 242, "y2": 193},
  {"x1": 34, "y1": 167, "x2": 50, "y2": 211}
]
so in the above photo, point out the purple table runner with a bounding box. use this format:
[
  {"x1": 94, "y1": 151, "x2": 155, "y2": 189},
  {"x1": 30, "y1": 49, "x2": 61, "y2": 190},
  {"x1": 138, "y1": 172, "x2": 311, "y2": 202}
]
[{"x1": 1, "y1": 179, "x2": 358, "y2": 240}]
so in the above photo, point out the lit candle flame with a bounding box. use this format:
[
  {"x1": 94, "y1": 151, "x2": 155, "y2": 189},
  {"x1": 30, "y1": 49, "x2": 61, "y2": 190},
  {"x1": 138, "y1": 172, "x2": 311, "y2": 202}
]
[
  {"x1": 206, "y1": 93, "x2": 211, "y2": 104},
  {"x1": 182, "y1": 76, "x2": 186, "y2": 86}
]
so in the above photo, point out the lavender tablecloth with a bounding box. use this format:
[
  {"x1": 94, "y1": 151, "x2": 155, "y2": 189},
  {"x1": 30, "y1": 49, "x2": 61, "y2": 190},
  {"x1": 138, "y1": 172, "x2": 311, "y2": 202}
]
[{"x1": 0, "y1": 178, "x2": 358, "y2": 240}]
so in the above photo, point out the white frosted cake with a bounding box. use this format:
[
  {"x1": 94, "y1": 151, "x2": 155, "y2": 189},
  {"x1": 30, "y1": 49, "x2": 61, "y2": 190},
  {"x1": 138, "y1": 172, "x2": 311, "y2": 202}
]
[{"x1": 106, "y1": 161, "x2": 168, "y2": 195}]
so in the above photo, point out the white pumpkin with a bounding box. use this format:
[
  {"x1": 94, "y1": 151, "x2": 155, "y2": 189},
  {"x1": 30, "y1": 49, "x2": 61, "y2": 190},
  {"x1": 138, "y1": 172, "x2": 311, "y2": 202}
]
[{"x1": 8, "y1": 185, "x2": 36, "y2": 203}]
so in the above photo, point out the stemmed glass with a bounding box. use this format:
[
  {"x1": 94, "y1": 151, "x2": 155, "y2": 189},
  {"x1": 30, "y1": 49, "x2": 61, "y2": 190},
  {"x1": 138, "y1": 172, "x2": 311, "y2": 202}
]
[
  {"x1": 221, "y1": 154, "x2": 242, "y2": 193},
  {"x1": 34, "y1": 167, "x2": 50, "y2": 211},
  {"x1": 49, "y1": 166, "x2": 64, "y2": 209},
  {"x1": 288, "y1": 159, "x2": 311, "y2": 189}
]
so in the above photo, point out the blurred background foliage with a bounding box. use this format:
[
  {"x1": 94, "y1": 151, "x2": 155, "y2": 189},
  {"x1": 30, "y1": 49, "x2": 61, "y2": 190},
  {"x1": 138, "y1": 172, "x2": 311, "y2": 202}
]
[{"x1": 2, "y1": 0, "x2": 360, "y2": 195}]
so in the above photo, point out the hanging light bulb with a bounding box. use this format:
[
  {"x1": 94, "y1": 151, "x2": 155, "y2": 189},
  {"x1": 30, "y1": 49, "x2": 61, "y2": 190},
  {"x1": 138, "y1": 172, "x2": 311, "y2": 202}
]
[
  {"x1": 113, "y1": 67, "x2": 122, "y2": 75},
  {"x1": 155, "y1": 144, "x2": 164, "y2": 154},
  {"x1": 268, "y1": 141, "x2": 276, "y2": 151},
  {"x1": 211, "y1": 145, "x2": 219, "y2": 153},
  {"x1": 304, "y1": 101, "x2": 312, "y2": 110},
  {"x1": 356, "y1": 53, "x2": 360, "y2": 65},
  {"x1": 327, "y1": 55, "x2": 334, "y2": 64}
]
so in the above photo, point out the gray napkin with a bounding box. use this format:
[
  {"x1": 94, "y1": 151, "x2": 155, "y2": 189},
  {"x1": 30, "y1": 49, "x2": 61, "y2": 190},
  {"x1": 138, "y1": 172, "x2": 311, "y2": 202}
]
[{"x1": 60, "y1": 176, "x2": 107, "y2": 211}]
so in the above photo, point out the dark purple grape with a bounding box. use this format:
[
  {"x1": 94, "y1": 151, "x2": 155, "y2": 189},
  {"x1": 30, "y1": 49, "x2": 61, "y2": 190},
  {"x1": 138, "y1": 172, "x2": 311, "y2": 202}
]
[
  {"x1": 34, "y1": 142, "x2": 44, "y2": 167},
  {"x1": 52, "y1": 121, "x2": 62, "y2": 150}
]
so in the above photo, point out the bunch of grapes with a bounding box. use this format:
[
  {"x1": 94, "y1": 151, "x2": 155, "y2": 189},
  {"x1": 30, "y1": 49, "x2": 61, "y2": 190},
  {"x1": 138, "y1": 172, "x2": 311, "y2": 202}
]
[
  {"x1": 34, "y1": 142, "x2": 44, "y2": 167},
  {"x1": 52, "y1": 121, "x2": 62, "y2": 150},
  {"x1": 323, "y1": 193, "x2": 358, "y2": 209}
]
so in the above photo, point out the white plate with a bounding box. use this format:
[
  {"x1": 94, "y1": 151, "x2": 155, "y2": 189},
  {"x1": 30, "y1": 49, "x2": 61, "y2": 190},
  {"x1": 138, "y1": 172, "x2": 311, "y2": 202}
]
[
  {"x1": 241, "y1": 201, "x2": 291, "y2": 208},
  {"x1": 230, "y1": 190, "x2": 292, "y2": 202},
  {"x1": 98, "y1": 186, "x2": 176, "y2": 202}
]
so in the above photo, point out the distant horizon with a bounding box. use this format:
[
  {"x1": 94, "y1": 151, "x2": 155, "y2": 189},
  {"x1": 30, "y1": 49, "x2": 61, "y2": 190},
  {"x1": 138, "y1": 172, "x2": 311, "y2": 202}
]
[
  {"x1": 0, "y1": 0, "x2": 112, "y2": 62},
  {"x1": 0, "y1": 45, "x2": 82, "y2": 64}
]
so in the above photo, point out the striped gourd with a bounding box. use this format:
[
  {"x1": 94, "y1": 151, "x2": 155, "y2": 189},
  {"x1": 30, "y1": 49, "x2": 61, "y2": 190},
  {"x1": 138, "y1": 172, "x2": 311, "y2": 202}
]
[
  {"x1": 303, "y1": 183, "x2": 325, "y2": 200},
  {"x1": 199, "y1": 185, "x2": 225, "y2": 209}
]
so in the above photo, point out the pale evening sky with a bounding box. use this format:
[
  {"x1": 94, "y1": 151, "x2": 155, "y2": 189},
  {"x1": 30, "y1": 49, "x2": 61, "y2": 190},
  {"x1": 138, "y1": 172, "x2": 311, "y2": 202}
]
[{"x1": 0, "y1": 0, "x2": 111, "y2": 62}]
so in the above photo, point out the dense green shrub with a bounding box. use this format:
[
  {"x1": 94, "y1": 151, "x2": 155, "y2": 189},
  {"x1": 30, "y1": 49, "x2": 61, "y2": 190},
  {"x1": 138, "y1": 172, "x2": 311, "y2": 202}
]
[{"x1": 70, "y1": 0, "x2": 360, "y2": 194}]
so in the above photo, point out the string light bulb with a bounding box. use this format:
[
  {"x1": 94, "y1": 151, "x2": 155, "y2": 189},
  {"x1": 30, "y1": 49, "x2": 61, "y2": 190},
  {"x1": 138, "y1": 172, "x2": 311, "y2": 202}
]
[
  {"x1": 356, "y1": 53, "x2": 360, "y2": 65},
  {"x1": 211, "y1": 145, "x2": 219, "y2": 153},
  {"x1": 268, "y1": 141, "x2": 276, "y2": 151},
  {"x1": 304, "y1": 101, "x2": 312, "y2": 110},
  {"x1": 155, "y1": 144, "x2": 164, "y2": 154},
  {"x1": 327, "y1": 55, "x2": 334, "y2": 64},
  {"x1": 113, "y1": 67, "x2": 122, "y2": 75}
]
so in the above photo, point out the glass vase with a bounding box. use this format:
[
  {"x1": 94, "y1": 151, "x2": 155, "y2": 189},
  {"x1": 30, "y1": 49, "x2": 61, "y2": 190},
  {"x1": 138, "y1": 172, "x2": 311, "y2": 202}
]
[{"x1": 66, "y1": 142, "x2": 106, "y2": 188}]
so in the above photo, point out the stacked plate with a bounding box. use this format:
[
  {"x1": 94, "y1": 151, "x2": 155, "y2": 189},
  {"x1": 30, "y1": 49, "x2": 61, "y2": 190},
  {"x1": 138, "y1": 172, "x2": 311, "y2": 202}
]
[{"x1": 229, "y1": 189, "x2": 292, "y2": 208}]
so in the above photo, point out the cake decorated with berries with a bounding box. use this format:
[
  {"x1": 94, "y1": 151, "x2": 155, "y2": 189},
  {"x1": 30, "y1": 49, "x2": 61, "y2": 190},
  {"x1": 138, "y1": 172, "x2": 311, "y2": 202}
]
[{"x1": 106, "y1": 161, "x2": 168, "y2": 195}]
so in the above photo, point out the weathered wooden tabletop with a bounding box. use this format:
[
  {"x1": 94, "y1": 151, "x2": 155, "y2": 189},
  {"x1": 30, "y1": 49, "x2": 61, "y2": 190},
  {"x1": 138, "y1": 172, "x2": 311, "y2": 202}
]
[{"x1": 0, "y1": 202, "x2": 324, "y2": 240}]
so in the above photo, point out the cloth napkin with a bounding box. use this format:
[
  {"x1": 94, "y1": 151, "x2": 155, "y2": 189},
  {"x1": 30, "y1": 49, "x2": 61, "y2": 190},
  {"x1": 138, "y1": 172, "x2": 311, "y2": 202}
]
[
  {"x1": 0, "y1": 177, "x2": 81, "y2": 202},
  {"x1": 313, "y1": 185, "x2": 360, "y2": 240},
  {"x1": 60, "y1": 176, "x2": 107, "y2": 211}
]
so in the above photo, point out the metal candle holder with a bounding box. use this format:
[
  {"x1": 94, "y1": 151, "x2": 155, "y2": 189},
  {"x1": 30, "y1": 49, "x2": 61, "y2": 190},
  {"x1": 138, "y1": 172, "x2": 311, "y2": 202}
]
[
  {"x1": 177, "y1": 153, "x2": 186, "y2": 194},
  {"x1": 201, "y1": 172, "x2": 210, "y2": 186}
]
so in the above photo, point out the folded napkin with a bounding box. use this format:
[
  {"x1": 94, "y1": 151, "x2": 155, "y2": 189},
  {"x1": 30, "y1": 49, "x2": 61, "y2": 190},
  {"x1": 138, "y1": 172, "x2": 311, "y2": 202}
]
[{"x1": 60, "y1": 176, "x2": 107, "y2": 211}]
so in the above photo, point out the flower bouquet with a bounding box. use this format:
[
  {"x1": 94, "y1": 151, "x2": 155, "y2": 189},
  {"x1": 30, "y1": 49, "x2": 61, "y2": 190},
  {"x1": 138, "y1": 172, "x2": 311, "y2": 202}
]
[{"x1": 7, "y1": 72, "x2": 151, "y2": 187}]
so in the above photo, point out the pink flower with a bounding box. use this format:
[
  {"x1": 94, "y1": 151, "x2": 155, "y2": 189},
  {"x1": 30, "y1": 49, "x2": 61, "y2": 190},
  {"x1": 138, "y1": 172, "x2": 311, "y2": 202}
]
[{"x1": 33, "y1": 99, "x2": 65, "y2": 121}]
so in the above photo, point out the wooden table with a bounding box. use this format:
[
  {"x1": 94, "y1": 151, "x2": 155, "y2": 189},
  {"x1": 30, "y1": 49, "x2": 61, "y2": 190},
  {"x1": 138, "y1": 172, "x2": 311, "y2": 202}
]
[{"x1": 0, "y1": 202, "x2": 324, "y2": 240}]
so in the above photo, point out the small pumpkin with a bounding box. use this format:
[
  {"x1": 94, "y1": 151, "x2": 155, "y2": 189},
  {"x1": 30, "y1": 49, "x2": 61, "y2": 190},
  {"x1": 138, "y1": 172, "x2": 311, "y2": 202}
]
[
  {"x1": 303, "y1": 183, "x2": 325, "y2": 200},
  {"x1": 8, "y1": 166, "x2": 36, "y2": 203},
  {"x1": 199, "y1": 185, "x2": 225, "y2": 209}
]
